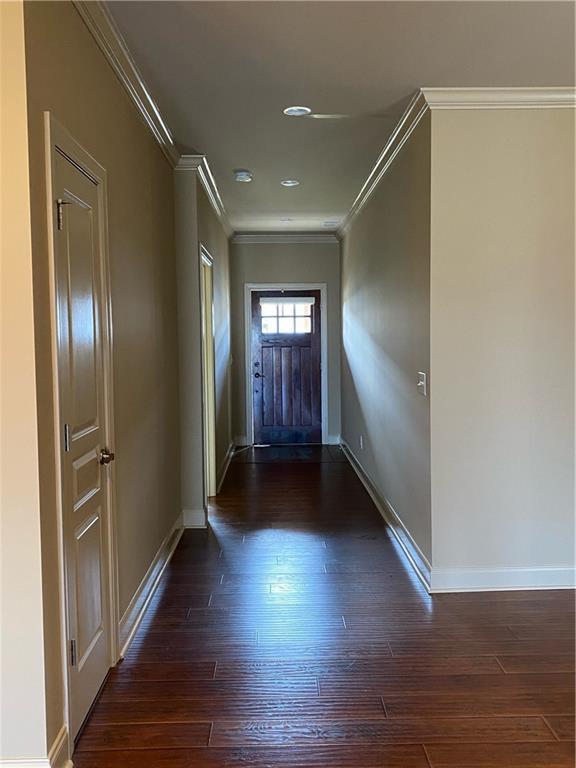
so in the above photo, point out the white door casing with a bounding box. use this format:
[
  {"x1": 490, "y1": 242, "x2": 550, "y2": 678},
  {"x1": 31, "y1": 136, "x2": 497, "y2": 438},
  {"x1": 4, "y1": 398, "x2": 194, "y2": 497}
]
[{"x1": 200, "y1": 246, "x2": 216, "y2": 497}]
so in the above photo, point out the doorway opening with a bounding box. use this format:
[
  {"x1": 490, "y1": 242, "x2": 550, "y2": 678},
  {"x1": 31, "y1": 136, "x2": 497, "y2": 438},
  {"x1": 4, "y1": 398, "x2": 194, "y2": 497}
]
[
  {"x1": 200, "y1": 245, "x2": 217, "y2": 497},
  {"x1": 245, "y1": 284, "x2": 327, "y2": 445}
]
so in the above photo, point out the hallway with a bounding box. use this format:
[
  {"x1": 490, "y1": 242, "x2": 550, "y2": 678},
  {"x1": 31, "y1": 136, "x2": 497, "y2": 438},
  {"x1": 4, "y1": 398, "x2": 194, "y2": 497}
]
[{"x1": 73, "y1": 447, "x2": 574, "y2": 767}]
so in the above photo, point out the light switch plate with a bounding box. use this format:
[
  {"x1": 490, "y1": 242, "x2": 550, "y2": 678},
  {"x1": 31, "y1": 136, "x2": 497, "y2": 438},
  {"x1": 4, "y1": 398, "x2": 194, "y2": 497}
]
[{"x1": 417, "y1": 371, "x2": 427, "y2": 397}]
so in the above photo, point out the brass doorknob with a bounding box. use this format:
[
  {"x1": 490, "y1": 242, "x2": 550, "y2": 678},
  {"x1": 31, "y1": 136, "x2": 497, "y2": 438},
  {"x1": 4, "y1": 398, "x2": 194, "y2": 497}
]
[{"x1": 99, "y1": 448, "x2": 115, "y2": 465}]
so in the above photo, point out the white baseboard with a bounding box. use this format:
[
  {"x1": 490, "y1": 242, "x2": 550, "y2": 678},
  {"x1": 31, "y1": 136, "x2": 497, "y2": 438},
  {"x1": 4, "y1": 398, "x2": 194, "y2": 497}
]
[
  {"x1": 0, "y1": 712, "x2": 73, "y2": 767},
  {"x1": 48, "y1": 726, "x2": 71, "y2": 768},
  {"x1": 341, "y1": 441, "x2": 432, "y2": 591},
  {"x1": 326, "y1": 434, "x2": 342, "y2": 445},
  {"x1": 119, "y1": 512, "x2": 183, "y2": 656},
  {"x1": 0, "y1": 734, "x2": 73, "y2": 768},
  {"x1": 341, "y1": 441, "x2": 576, "y2": 594},
  {"x1": 431, "y1": 566, "x2": 576, "y2": 592},
  {"x1": 216, "y1": 442, "x2": 235, "y2": 494},
  {"x1": 183, "y1": 507, "x2": 208, "y2": 528}
]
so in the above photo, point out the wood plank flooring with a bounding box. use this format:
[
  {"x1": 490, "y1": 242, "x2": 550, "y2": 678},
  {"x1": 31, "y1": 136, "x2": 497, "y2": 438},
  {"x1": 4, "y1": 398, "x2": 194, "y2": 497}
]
[{"x1": 74, "y1": 445, "x2": 575, "y2": 767}]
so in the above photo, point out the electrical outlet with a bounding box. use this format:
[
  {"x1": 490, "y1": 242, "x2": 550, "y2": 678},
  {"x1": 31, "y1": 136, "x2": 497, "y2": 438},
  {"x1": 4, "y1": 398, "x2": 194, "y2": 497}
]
[{"x1": 359, "y1": 434, "x2": 364, "y2": 450}]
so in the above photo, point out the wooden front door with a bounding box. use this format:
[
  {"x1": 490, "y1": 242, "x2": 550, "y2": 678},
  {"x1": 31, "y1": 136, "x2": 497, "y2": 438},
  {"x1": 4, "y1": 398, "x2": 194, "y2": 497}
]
[
  {"x1": 53, "y1": 145, "x2": 113, "y2": 739},
  {"x1": 251, "y1": 290, "x2": 322, "y2": 444}
]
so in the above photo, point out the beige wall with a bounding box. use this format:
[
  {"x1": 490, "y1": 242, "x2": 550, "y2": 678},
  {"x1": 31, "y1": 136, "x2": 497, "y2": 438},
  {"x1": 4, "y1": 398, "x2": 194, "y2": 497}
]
[
  {"x1": 230, "y1": 241, "x2": 341, "y2": 443},
  {"x1": 430, "y1": 108, "x2": 575, "y2": 582},
  {"x1": 23, "y1": 0, "x2": 180, "y2": 747},
  {"x1": 0, "y1": 2, "x2": 48, "y2": 759},
  {"x1": 197, "y1": 187, "x2": 232, "y2": 479},
  {"x1": 341, "y1": 114, "x2": 432, "y2": 563},
  {"x1": 340, "y1": 103, "x2": 574, "y2": 588}
]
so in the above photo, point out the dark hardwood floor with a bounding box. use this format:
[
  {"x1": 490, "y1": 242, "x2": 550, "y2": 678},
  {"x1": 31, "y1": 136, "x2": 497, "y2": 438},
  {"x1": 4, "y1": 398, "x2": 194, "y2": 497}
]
[{"x1": 74, "y1": 445, "x2": 575, "y2": 767}]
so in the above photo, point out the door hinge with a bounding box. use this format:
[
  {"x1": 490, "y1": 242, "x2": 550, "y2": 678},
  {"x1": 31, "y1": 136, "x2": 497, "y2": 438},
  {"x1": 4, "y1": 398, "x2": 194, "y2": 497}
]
[
  {"x1": 56, "y1": 198, "x2": 71, "y2": 231},
  {"x1": 63, "y1": 423, "x2": 71, "y2": 452},
  {"x1": 69, "y1": 638, "x2": 77, "y2": 667}
]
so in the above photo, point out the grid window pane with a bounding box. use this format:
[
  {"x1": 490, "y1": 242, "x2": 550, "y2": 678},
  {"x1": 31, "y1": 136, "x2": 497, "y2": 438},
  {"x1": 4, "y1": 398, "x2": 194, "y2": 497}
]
[
  {"x1": 261, "y1": 303, "x2": 277, "y2": 317},
  {"x1": 295, "y1": 317, "x2": 311, "y2": 334},
  {"x1": 260, "y1": 297, "x2": 314, "y2": 335},
  {"x1": 261, "y1": 317, "x2": 278, "y2": 333}
]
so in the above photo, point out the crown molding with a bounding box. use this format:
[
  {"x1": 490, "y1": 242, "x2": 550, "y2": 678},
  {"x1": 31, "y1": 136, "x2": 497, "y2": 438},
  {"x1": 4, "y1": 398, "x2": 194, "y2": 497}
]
[
  {"x1": 338, "y1": 90, "x2": 428, "y2": 237},
  {"x1": 175, "y1": 156, "x2": 204, "y2": 172},
  {"x1": 73, "y1": 0, "x2": 179, "y2": 166},
  {"x1": 65, "y1": 14, "x2": 576, "y2": 243},
  {"x1": 231, "y1": 233, "x2": 340, "y2": 245},
  {"x1": 73, "y1": 2, "x2": 233, "y2": 237},
  {"x1": 176, "y1": 155, "x2": 233, "y2": 237},
  {"x1": 338, "y1": 86, "x2": 575, "y2": 237},
  {"x1": 421, "y1": 86, "x2": 576, "y2": 110}
]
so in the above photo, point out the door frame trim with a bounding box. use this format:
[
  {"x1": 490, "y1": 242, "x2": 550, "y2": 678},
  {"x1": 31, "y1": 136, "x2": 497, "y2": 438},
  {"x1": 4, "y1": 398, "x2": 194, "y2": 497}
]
[
  {"x1": 199, "y1": 244, "x2": 217, "y2": 498},
  {"x1": 243, "y1": 282, "x2": 328, "y2": 445},
  {"x1": 44, "y1": 113, "x2": 120, "y2": 747}
]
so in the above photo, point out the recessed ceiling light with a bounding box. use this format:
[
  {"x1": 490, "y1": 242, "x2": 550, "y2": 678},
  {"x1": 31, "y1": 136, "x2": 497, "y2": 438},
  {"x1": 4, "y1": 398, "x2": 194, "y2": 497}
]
[
  {"x1": 281, "y1": 179, "x2": 300, "y2": 187},
  {"x1": 283, "y1": 106, "x2": 312, "y2": 117},
  {"x1": 233, "y1": 168, "x2": 253, "y2": 183}
]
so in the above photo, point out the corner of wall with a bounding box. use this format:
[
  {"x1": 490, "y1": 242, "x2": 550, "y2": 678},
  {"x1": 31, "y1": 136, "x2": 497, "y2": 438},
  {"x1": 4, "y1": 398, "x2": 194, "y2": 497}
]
[
  {"x1": 182, "y1": 508, "x2": 208, "y2": 528},
  {"x1": 1, "y1": 0, "x2": 50, "y2": 760},
  {"x1": 48, "y1": 724, "x2": 72, "y2": 768}
]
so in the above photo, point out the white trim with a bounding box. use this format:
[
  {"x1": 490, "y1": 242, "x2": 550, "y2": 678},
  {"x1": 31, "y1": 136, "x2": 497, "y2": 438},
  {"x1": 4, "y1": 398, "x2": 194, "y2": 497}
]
[
  {"x1": 72, "y1": 1, "x2": 178, "y2": 166},
  {"x1": 199, "y1": 244, "x2": 217, "y2": 498},
  {"x1": 200, "y1": 248, "x2": 213, "y2": 268},
  {"x1": 341, "y1": 440, "x2": 576, "y2": 593},
  {"x1": 183, "y1": 508, "x2": 208, "y2": 528},
  {"x1": 431, "y1": 566, "x2": 576, "y2": 593},
  {"x1": 244, "y1": 283, "x2": 329, "y2": 445},
  {"x1": 119, "y1": 513, "x2": 183, "y2": 656},
  {"x1": 338, "y1": 91, "x2": 428, "y2": 236},
  {"x1": 341, "y1": 441, "x2": 432, "y2": 591},
  {"x1": 48, "y1": 726, "x2": 72, "y2": 768},
  {"x1": 217, "y1": 442, "x2": 235, "y2": 494},
  {"x1": 176, "y1": 155, "x2": 232, "y2": 237},
  {"x1": 44, "y1": 113, "x2": 119, "y2": 746},
  {"x1": 339, "y1": 86, "x2": 576, "y2": 237},
  {"x1": 72, "y1": 4, "x2": 235, "y2": 238},
  {"x1": 421, "y1": 86, "x2": 576, "y2": 110},
  {"x1": 232, "y1": 233, "x2": 339, "y2": 245},
  {"x1": 260, "y1": 296, "x2": 316, "y2": 306},
  {"x1": 0, "y1": 728, "x2": 72, "y2": 768},
  {"x1": 326, "y1": 434, "x2": 341, "y2": 446}
]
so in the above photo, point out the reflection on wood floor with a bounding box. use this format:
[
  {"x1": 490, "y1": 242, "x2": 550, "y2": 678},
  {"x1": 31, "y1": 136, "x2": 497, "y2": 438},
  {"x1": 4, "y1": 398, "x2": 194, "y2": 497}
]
[{"x1": 74, "y1": 445, "x2": 575, "y2": 767}]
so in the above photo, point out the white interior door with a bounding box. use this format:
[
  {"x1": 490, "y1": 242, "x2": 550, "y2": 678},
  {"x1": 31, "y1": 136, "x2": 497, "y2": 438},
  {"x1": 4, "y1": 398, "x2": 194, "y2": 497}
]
[{"x1": 53, "y1": 146, "x2": 113, "y2": 739}]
